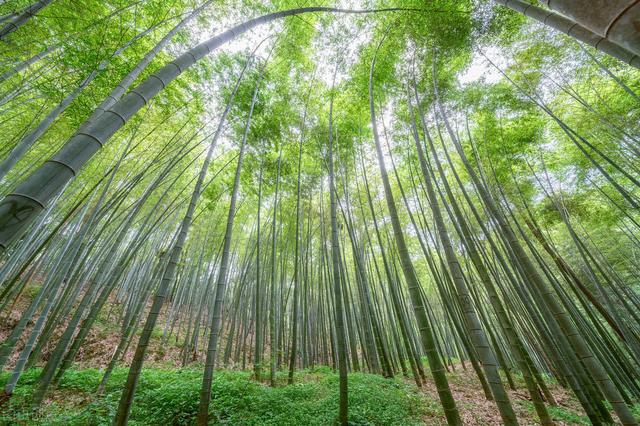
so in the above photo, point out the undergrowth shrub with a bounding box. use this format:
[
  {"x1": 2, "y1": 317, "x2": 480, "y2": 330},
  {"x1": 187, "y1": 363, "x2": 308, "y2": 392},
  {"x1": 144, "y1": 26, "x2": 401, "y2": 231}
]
[{"x1": 0, "y1": 367, "x2": 428, "y2": 425}]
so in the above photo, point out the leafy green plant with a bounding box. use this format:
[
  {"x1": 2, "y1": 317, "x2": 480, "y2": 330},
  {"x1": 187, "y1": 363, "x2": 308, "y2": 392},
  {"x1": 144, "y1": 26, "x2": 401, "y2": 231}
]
[{"x1": 0, "y1": 367, "x2": 428, "y2": 426}]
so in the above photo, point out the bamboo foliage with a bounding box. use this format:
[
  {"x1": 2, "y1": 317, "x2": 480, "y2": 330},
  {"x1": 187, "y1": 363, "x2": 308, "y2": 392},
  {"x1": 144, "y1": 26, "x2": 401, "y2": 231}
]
[{"x1": 0, "y1": 1, "x2": 639, "y2": 425}]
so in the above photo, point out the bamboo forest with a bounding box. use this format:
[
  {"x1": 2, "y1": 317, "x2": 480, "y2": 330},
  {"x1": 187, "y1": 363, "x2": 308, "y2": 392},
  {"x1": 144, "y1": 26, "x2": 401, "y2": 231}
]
[{"x1": 0, "y1": 0, "x2": 639, "y2": 425}]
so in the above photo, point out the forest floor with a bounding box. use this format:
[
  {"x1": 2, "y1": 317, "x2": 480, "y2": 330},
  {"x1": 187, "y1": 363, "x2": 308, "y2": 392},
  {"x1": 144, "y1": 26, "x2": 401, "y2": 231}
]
[
  {"x1": 0, "y1": 364, "x2": 595, "y2": 425},
  {"x1": 414, "y1": 367, "x2": 592, "y2": 425},
  {"x1": 0, "y1": 284, "x2": 613, "y2": 425}
]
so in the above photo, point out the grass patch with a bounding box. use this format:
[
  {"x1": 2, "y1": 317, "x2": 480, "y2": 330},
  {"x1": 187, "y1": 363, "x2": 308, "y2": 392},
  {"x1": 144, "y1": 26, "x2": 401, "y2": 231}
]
[{"x1": 0, "y1": 367, "x2": 428, "y2": 425}]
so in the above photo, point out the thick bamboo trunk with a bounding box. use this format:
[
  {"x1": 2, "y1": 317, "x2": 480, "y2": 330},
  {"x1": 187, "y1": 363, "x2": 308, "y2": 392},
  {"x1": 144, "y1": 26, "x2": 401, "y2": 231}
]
[
  {"x1": 541, "y1": 0, "x2": 640, "y2": 56},
  {"x1": 0, "y1": 0, "x2": 53, "y2": 40},
  {"x1": 494, "y1": 0, "x2": 640, "y2": 68}
]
